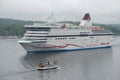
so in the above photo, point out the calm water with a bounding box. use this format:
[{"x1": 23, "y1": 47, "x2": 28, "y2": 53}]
[{"x1": 0, "y1": 36, "x2": 120, "y2": 80}]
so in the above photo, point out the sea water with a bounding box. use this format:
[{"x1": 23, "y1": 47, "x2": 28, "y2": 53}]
[{"x1": 0, "y1": 36, "x2": 120, "y2": 80}]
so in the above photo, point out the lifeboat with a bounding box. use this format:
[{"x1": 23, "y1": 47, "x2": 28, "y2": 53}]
[{"x1": 92, "y1": 26, "x2": 105, "y2": 30}]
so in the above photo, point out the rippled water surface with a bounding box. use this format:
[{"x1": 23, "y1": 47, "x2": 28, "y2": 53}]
[{"x1": 0, "y1": 36, "x2": 120, "y2": 80}]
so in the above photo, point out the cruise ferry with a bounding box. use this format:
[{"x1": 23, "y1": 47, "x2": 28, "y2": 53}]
[{"x1": 19, "y1": 13, "x2": 114, "y2": 53}]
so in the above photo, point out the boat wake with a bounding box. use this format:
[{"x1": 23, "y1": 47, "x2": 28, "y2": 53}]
[
  {"x1": 0, "y1": 68, "x2": 38, "y2": 76},
  {"x1": 0, "y1": 66, "x2": 61, "y2": 77}
]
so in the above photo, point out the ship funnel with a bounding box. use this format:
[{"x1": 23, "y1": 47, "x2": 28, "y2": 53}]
[
  {"x1": 79, "y1": 13, "x2": 92, "y2": 28},
  {"x1": 83, "y1": 13, "x2": 91, "y2": 21}
]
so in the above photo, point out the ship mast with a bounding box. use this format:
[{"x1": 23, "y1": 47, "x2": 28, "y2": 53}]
[{"x1": 47, "y1": 12, "x2": 54, "y2": 25}]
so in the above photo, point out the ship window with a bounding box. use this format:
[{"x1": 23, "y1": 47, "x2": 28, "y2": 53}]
[
  {"x1": 55, "y1": 37, "x2": 67, "y2": 40},
  {"x1": 69, "y1": 37, "x2": 75, "y2": 39},
  {"x1": 90, "y1": 36, "x2": 94, "y2": 38}
]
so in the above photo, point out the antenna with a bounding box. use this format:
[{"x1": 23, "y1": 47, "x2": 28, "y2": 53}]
[
  {"x1": 47, "y1": 12, "x2": 54, "y2": 25},
  {"x1": 47, "y1": 12, "x2": 54, "y2": 21}
]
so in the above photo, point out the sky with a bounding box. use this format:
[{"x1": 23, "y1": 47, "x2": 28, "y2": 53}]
[{"x1": 0, "y1": 0, "x2": 120, "y2": 24}]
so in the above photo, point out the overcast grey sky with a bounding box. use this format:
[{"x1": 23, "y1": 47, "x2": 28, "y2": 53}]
[{"x1": 0, "y1": 0, "x2": 120, "y2": 24}]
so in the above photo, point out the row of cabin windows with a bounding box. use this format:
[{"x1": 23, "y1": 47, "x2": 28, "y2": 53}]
[
  {"x1": 55, "y1": 36, "x2": 94, "y2": 40},
  {"x1": 80, "y1": 32, "x2": 90, "y2": 34},
  {"x1": 55, "y1": 37, "x2": 75, "y2": 40},
  {"x1": 25, "y1": 38, "x2": 47, "y2": 40},
  {"x1": 26, "y1": 33, "x2": 49, "y2": 34}
]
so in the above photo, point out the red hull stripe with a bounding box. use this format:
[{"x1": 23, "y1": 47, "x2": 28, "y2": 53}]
[{"x1": 26, "y1": 44, "x2": 84, "y2": 49}]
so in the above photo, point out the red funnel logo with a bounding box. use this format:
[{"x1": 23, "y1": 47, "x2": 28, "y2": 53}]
[{"x1": 83, "y1": 13, "x2": 91, "y2": 21}]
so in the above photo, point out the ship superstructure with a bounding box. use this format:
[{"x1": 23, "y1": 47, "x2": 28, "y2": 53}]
[{"x1": 19, "y1": 13, "x2": 113, "y2": 53}]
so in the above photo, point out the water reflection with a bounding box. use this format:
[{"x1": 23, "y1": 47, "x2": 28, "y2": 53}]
[
  {"x1": 20, "y1": 52, "x2": 65, "y2": 68},
  {"x1": 20, "y1": 48, "x2": 113, "y2": 80}
]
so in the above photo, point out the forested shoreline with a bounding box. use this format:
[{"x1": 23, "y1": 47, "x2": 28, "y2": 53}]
[{"x1": 0, "y1": 18, "x2": 120, "y2": 38}]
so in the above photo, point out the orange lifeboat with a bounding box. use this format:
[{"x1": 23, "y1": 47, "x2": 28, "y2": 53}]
[{"x1": 92, "y1": 27, "x2": 104, "y2": 30}]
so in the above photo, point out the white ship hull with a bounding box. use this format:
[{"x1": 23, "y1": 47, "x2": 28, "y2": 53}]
[
  {"x1": 20, "y1": 43, "x2": 111, "y2": 53},
  {"x1": 19, "y1": 35, "x2": 113, "y2": 53}
]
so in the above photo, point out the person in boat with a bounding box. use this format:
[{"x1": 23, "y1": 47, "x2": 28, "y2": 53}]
[
  {"x1": 47, "y1": 61, "x2": 52, "y2": 65},
  {"x1": 47, "y1": 61, "x2": 50, "y2": 65},
  {"x1": 47, "y1": 61, "x2": 57, "y2": 65}
]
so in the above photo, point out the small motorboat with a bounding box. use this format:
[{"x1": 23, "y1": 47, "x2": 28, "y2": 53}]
[{"x1": 37, "y1": 61, "x2": 59, "y2": 70}]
